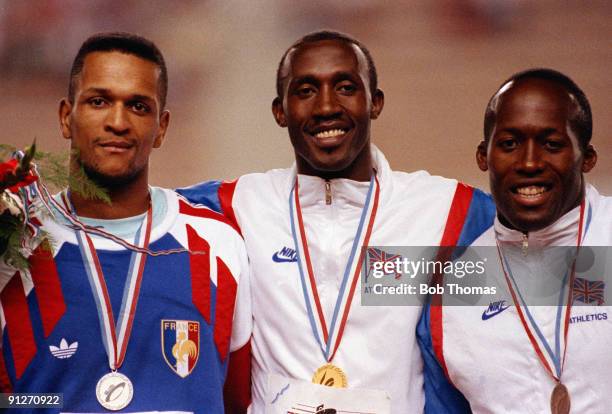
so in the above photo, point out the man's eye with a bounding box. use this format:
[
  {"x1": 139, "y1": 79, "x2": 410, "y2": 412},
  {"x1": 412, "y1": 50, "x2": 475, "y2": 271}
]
[
  {"x1": 130, "y1": 102, "x2": 150, "y2": 114},
  {"x1": 337, "y1": 83, "x2": 357, "y2": 94},
  {"x1": 498, "y1": 138, "x2": 518, "y2": 150},
  {"x1": 89, "y1": 98, "x2": 107, "y2": 107},
  {"x1": 544, "y1": 140, "x2": 564, "y2": 150},
  {"x1": 295, "y1": 86, "x2": 315, "y2": 97}
]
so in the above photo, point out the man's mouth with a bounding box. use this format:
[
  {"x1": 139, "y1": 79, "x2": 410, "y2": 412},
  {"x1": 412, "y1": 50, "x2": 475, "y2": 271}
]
[
  {"x1": 514, "y1": 185, "x2": 549, "y2": 197},
  {"x1": 98, "y1": 141, "x2": 133, "y2": 153},
  {"x1": 510, "y1": 185, "x2": 552, "y2": 206},
  {"x1": 308, "y1": 125, "x2": 351, "y2": 149},
  {"x1": 314, "y1": 128, "x2": 347, "y2": 139}
]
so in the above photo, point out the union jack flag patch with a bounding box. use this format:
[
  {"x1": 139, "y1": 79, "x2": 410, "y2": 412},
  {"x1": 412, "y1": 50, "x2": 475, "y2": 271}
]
[
  {"x1": 573, "y1": 277, "x2": 605, "y2": 305},
  {"x1": 366, "y1": 247, "x2": 402, "y2": 282}
]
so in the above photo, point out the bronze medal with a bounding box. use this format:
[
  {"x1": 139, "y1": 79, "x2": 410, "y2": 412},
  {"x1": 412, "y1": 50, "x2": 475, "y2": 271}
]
[
  {"x1": 550, "y1": 382, "x2": 570, "y2": 414},
  {"x1": 312, "y1": 363, "x2": 348, "y2": 388},
  {"x1": 497, "y1": 201, "x2": 587, "y2": 414}
]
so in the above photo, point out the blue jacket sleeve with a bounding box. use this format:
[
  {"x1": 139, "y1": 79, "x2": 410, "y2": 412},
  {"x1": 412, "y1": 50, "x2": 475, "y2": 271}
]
[{"x1": 417, "y1": 301, "x2": 472, "y2": 414}]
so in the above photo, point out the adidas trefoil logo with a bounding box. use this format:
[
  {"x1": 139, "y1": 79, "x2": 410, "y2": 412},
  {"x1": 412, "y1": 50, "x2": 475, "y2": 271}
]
[{"x1": 49, "y1": 338, "x2": 78, "y2": 359}]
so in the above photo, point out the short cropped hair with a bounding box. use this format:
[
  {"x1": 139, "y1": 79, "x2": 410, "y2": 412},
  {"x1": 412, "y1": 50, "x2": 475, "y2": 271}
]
[
  {"x1": 68, "y1": 32, "x2": 168, "y2": 109},
  {"x1": 484, "y1": 68, "x2": 592, "y2": 149},
  {"x1": 276, "y1": 30, "x2": 378, "y2": 98}
]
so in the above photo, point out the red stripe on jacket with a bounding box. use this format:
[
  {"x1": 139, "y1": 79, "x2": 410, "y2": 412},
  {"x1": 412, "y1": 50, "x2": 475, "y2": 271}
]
[
  {"x1": 186, "y1": 224, "x2": 212, "y2": 323},
  {"x1": 224, "y1": 341, "x2": 252, "y2": 414},
  {"x1": 218, "y1": 180, "x2": 240, "y2": 233},
  {"x1": 213, "y1": 257, "x2": 237, "y2": 362},
  {"x1": 29, "y1": 243, "x2": 66, "y2": 337},
  {"x1": 431, "y1": 183, "x2": 474, "y2": 381},
  {"x1": 0, "y1": 350, "x2": 12, "y2": 392},
  {"x1": 1, "y1": 273, "x2": 37, "y2": 379}
]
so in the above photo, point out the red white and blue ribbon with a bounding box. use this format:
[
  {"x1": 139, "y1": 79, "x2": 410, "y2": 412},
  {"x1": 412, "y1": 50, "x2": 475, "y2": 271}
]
[
  {"x1": 289, "y1": 172, "x2": 380, "y2": 362},
  {"x1": 66, "y1": 195, "x2": 152, "y2": 371},
  {"x1": 496, "y1": 199, "x2": 589, "y2": 381},
  {"x1": 54, "y1": 191, "x2": 186, "y2": 256}
]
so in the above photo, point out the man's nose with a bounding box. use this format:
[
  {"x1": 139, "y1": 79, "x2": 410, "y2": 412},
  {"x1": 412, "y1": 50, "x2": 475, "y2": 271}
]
[
  {"x1": 515, "y1": 139, "x2": 545, "y2": 174},
  {"x1": 313, "y1": 85, "x2": 342, "y2": 118},
  {"x1": 104, "y1": 104, "x2": 130, "y2": 135}
]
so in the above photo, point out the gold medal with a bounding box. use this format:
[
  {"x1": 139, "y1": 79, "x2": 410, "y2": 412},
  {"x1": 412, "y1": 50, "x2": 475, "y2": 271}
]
[
  {"x1": 550, "y1": 382, "x2": 570, "y2": 414},
  {"x1": 312, "y1": 363, "x2": 348, "y2": 388}
]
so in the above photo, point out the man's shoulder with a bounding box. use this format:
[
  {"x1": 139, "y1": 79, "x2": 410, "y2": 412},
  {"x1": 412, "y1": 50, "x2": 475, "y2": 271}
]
[
  {"x1": 387, "y1": 169, "x2": 493, "y2": 207},
  {"x1": 168, "y1": 188, "x2": 243, "y2": 236},
  {"x1": 235, "y1": 167, "x2": 293, "y2": 188},
  {"x1": 589, "y1": 185, "x2": 612, "y2": 211},
  {"x1": 159, "y1": 188, "x2": 248, "y2": 272},
  {"x1": 389, "y1": 169, "x2": 458, "y2": 192},
  {"x1": 176, "y1": 168, "x2": 292, "y2": 210}
]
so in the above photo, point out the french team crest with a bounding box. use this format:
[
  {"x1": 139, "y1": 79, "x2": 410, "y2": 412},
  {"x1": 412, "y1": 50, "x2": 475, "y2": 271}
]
[{"x1": 161, "y1": 320, "x2": 200, "y2": 377}]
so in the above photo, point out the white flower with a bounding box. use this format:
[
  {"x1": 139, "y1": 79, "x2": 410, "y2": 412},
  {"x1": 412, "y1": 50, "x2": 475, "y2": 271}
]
[{"x1": 0, "y1": 190, "x2": 24, "y2": 217}]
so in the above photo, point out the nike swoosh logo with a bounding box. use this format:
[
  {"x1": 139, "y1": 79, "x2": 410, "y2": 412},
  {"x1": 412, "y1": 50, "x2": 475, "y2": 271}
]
[
  {"x1": 272, "y1": 252, "x2": 297, "y2": 263},
  {"x1": 482, "y1": 305, "x2": 510, "y2": 320}
]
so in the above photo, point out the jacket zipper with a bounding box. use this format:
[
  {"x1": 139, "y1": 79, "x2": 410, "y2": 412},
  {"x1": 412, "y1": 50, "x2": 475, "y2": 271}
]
[{"x1": 325, "y1": 180, "x2": 332, "y2": 205}]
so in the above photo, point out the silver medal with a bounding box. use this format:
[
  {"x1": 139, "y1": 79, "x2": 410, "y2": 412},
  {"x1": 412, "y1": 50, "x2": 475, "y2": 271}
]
[{"x1": 96, "y1": 371, "x2": 133, "y2": 411}]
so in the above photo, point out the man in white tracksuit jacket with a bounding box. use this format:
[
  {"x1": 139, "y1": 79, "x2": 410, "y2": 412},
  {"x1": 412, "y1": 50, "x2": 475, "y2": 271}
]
[
  {"x1": 418, "y1": 68, "x2": 612, "y2": 414},
  {"x1": 180, "y1": 30, "x2": 494, "y2": 413}
]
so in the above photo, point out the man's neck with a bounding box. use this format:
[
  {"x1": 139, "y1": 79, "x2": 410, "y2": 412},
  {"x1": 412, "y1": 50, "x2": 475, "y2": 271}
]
[
  {"x1": 296, "y1": 146, "x2": 373, "y2": 182},
  {"x1": 69, "y1": 176, "x2": 150, "y2": 219}
]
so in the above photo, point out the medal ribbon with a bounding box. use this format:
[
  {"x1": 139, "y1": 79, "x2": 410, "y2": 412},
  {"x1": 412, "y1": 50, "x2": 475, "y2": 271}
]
[
  {"x1": 290, "y1": 172, "x2": 380, "y2": 362},
  {"x1": 32, "y1": 181, "x2": 187, "y2": 256},
  {"x1": 63, "y1": 193, "x2": 152, "y2": 371},
  {"x1": 496, "y1": 200, "x2": 589, "y2": 381},
  {"x1": 7, "y1": 153, "x2": 186, "y2": 256}
]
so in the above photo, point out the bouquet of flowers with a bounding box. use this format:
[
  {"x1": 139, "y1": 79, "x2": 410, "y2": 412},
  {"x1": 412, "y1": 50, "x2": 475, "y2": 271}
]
[
  {"x1": 0, "y1": 143, "x2": 41, "y2": 270},
  {"x1": 0, "y1": 142, "x2": 108, "y2": 271}
]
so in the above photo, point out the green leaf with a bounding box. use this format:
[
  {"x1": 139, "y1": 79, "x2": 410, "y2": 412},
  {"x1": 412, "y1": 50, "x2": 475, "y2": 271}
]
[
  {"x1": 2, "y1": 142, "x2": 110, "y2": 203},
  {"x1": 69, "y1": 163, "x2": 112, "y2": 205},
  {"x1": 0, "y1": 212, "x2": 29, "y2": 271}
]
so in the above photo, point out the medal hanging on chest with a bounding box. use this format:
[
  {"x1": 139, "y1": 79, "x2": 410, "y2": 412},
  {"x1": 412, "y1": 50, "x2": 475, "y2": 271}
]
[
  {"x1": 289, "y1": 172, "x2": 380, "y2": 388},
  {"x1": 550, "y1": 382, "x2": 571, "y2": 414},
  {"x1": 64, "y1": 193, "x2": 152, "y2": 410},
  {"x1": 496, "y1": 200, "x2": 589, "y2": 414}
]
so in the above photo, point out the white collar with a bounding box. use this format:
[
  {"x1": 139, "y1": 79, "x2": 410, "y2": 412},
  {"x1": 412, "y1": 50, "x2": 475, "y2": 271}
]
[{"x1": 284, "y1": 144, "x2": 392, "y2": 208}]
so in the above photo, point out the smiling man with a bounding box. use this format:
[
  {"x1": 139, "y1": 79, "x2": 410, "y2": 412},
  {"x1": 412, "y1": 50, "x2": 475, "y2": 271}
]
[
  {"x1": 0, "y1": 33, "x2": 250, "y2": 413},
  {"x1": 272, "y1": 36, "x2": 383, "y2": 181},
  {"x1": 419, "y1": 69, "x2": 612, "y2": 413},
  {"x1": 477, "y1": 69, "x2": 598, "y2": 234},
  {"x1": 180, "y1": 30, "x2": 494, "y2": 413}
]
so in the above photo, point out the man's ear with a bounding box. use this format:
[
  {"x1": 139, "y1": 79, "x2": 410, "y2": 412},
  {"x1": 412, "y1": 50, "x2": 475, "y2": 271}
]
[
  {"x1": 59, "y1": 98, "x2": 73, "y2": 140},
  {"x1": 476, "y1": 140, "x2": 489, "y2": 171},
  {"x1": 370, "y1": 89, "x2": 385, "y2": 120},
  {"x1": 581, "y1": 144, "x2": 597, "y2": 173},
  {"x1": 153, "y1": 110, "x2": 170, "y2": 148},
  {"x1": 272, "y1": 97, "x2": 287, "y2": 127}
]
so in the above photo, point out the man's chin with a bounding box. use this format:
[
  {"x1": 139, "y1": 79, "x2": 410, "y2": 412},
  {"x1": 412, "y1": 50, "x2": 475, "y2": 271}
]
[
  {"x1": 499, "y1": 210, "x2": 556, "y2": 233},
  {"x1": 312, "y1": 158, "x2": 351, "y2": 172},
  {"x1": 81, "y1": 164, "x2": 139, "y2": 190},
  {"x1": 309, "y1": 149, "x2": 355, "y2": 171}
]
